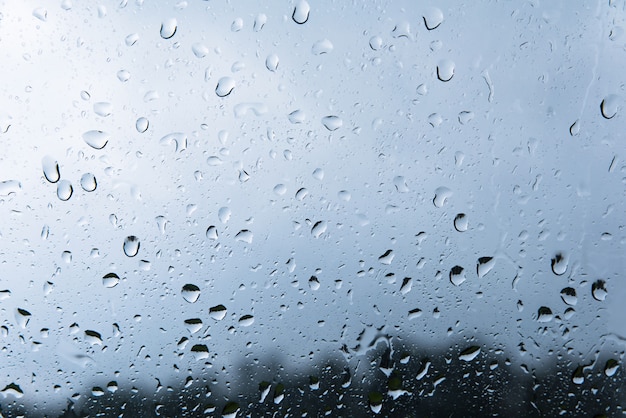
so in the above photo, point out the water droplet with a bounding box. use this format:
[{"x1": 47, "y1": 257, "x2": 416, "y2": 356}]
[
  {"x1": 1, "y1": 383, "x2": 24, "y2": 399},
  {"x1": 592, "y1": 280, "x2": 607, "y2": 301},
  {"x1": 235, "y1": 229, "x2": 253, "y2": 243},
  {"x1": 423, "y1": 7, "x2": 444, "y2": 30},
  {"x1": 218, "y1": 207, "x2": 231, "y2": 223},
  {"x1": 231, "y1": 18, "x2": 243, "y2": 32},
  {"x1": 136, "y1": 117, "x2": 149, "y2": 133},
  {"x1": 206, "y1": 225, "x2": 218, "y2": 240},
  {"x1": 160, "y1": 18, "x2": 177, "y2": 39},
  {"x1": 312, "y1": 39, "x2": 333, "y2": 55},
  {"x1": 378, "y1": 250, "x2": 394, "y2": 265},
  {"x1": 85, "y1": 330, "x2": 103, "y2": 345},
  {"x1": 572, "y1": 366, "x2": 584, "y2": 385},
  {"x1": 322, "y1": 115, "x2": 342, "y2": 131},
  {"x1": 449, "y1": 266, "x2": 465, "y2": 286},
  {"x1": 61, "y1": 250, "x2": 72, "y2": 264},
  {"x1": 428, "y1": 113, "x2": 443, "y2": 127},
  {"x1": 476, "y1": 257, "x2": 495, "y2": 278},
  {"x1": 184, "y1": 318, "x2": 203, "y2": 334},
  {"x1": 338, "y1": 190, "x2": 351, "y2": 201},
  {"x1": 537, "y1": 306, "x2": 553, "y2": 322},
  {"x1": 308, "y1": 276, "x2": 320, "y2": 290},
  {"x1": 453, "y1": 213, "x2": 468, "y2": 232},
  {"x1": 393, "y1": 176, "x2": 409, "y2": 193},
  {"x1": 391, "y1": 21, "x2": 411, "y2": 38},
  {"x1": 288, "y1": 109, "x2": 306, "y2": 124},
  {"x1": 0, "y1": 180, "x2": 21, "y2": 196},
  {"x1": 605, "y1": 359, "x2": 619, "y2": 377},
  {"x1": 181, "y1": 284, "x2": 201, "y2": 303},
  {"x1": 93, "y1": 102, "x2": 112, "y2": 117},
  {"x1": 433, "y1": 187, "x2": 452, "y2": 207},
  {"x1": 292, "y1": 0, "x2": 310, "y2": 24},
  {"x1": 160, "y1": 132, "x2": 187, "y2": 152},
  {"x1": 550, "y1": 253, "x2": 567, "y2": 276},
  {"x1": 295, "y1": 187, "x2": 308, "y2": 200},
  {"x1": 239, "y1": 314, "x2": 254, "y2": 327},
  {"x1": 192, "y1": 43, "x2": 209, "y2": 58},
  {"x1": 80, "y1": 173, "x2": 97, "y2": 192},
  {"x1": 57, "y1": 180, "x2": 73, "y2": 201},
  {"x1": 125, "y1": 33, "x2": 139, "y2": 46},
  {"x1": 369, "y1": 36, "x2": 383, "y2": 50},
  {"x1": 408, "y1": 308, "x2": 422, "y2": 319},
  {"x1": 42, "y1": 156, "x2": 60, "y2": 183},
  {"x1": 311, "y1": 220, "x2": 327, "y2": 238},
  {"x1": 190, "y1": 344, "x2": 209, "y2": 360},
  {"x1": 0, "y1": 289, "x2": 11, "y2": 300},
  {"x1": 117, "y1": 69, "x2": 131, "y2": 82},
  {"x1": 216, "y1": 77, "x2": 235, "y2": 97},
  {"x1": 437, "y1": 59, "x2": 455, "y2": 82},
  {"x1": 560, "y1": 287, "x2": 577, "y2": 306},
  {"x1": 265, "y1": 53, "x2": 279, "y2": 72},
  {"x1": 107, "y1": 381, "x2": 118, "y2": 393},
  {"x1": 601, "y1": 94, "x2": 619, "y2": 119},
  {"x1": 155, "y1": 216, "x2": 168, "y2": 234},
  {"x1": 458, "y1": 111, "x2": 474, "y2": 125},
  {"x1": 459, "y1": 345, "x2": 481, "y2": 361},
  {"x1": 312, "y1": 168, "x2": 325, "y2": 180},
  {"x1": 273, "y1": 184, "x2": 287, "y2": 195},
  {"x1": 400, "y1": 277, "x2": 413, "y2": 295},
  {"x1": 253, "y1": 13, "x2": 267, "y2": 32},
  {"x1": 102, "y1": 273, "x2": 120, "y2": 288},
  {"x1": 82, "y1": 130, "x2": 109, "y2": 149},
  {"x1": 569, "y1": 120, "x2": 580, "y2": 136},
  {"x1": 368, "y1": 392, "x2": 383, "y2": 414},
  {"x1": 16, "y1": 308, "x2": 32, "y2": 328},
  {"x1": 209, "y1": 304, "x2": 227, "y2": 320},
  {"x1": 123, "y1": 236, "x2": 140, "y2": 257}
]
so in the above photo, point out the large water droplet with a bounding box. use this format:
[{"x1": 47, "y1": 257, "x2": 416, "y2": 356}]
[
  {"x1": 206, "y1": 225, "x2": 218, "y2": 240},
  {"x1": 393, "y1": 176, "x2": 409, "y2": 193},
  {"x1": 292, "y1": 0, "x2": 310, "y2": 24},
  {"x1": 560, "y1": 287, "x2": 577, "y2": 306},
  {"x1": 1, "y1": 383, "x2": 24, "y2": 399},
  {"x1": 322, "y1": 115, "x2": 342, "y2": 131},
  {"x1": 265, "y1": 54, "x2": 279, "y2": 72},
  {"x1": 550, "y1": 253, "x2": 567, "y2": 275},
  {"x1": 160, "y1": 18, "x2": 177, "y2": 39},
  {"x1": 235, "y1": 229, "x2": 253, "y2": 243},
  {"x1": 82, "y1": 130, "x2": 109, "y2": 149},
  {"x1": 433, "y1": 187, "x2": 452, "y2": 207},
  {"x1": 378, "y1": 249, "x2": 394, "y2": 265},
  {"x1": 184, "y1": 318, "x2": 203, "y2": 334},
  {"x1": 253, "y1": 13, "x2": 267, "y2": 32},
  {"x1": 312, "y1": 39, "x2": 333, "y2": 55},
  {"x1": 311, "y1": 220, "x2": 327, "y2": 238},
  {"x1": 80, "y1": 173, "x2": 97, "y2": 192},
  {"x1": 231, "y1": 18, "x2": 243, "y2": 32},
  {"x1": 569, "y1": 120, "x2": 580, "y2": 136},
  {"x1": 423, "y1": 7, "x2": 444, "y2": 30},
  {"x1": 454, "y1": 213, "x2": 468, "y2": 232},
  {"x1": 476, "y1": 257, "x2": 495, "y2": 278},
  {"x1": 537, "y1": 306, "x2": 553, "y2": 322},
  {"x1": 102, "y1": 273, "x2": 120, "y2": 288},
  {"x1": 190, "y1": 344, "x2": 209, "y2": 360},
  {"x1": 288, "y1": 109, "x2": 306, "y2": 124},
  {"x1": 42, "y1": 156, "x2": 60, "y2": 183},
  {"x1": 136, "y1": 117, "x2": 149, "y2": 133},
  {"x1": 239, "y1": 314, "x2": 255, "y2": 327},
  {"x1": 605, "y1": 359, "x2": 619, "y2": 377},
  {"x1": 57, "y1": 180, "x2": 73, "y2": 201},
  {"x1": 85, "y1": 330, "x2": 103, "y2": 345},
  {"x1": 209, "y1": 304, "x2": 227, "y2": 320},
  {"x1": 459, "y1": 345, "x2": 481, "y2": 361},
  {"x1": 123, "y1": 235, "x2": 140, "y2": 257},
  {"x1": 369, "y1": 36, "x2": 383, "y2": 50},
  {"x1": 181, "y1": 284, "x2": 201, "y2": 303},
  {"x1": 93, "y1": 102, "x2": 112, "y2": 117},
  {"x1": 32, "y1": 7, "x2": 48, "y2": 22},
  {"x1": 592, "y1": 280, "x2": 607, "y2": 301},
  {"x1": 15, "y1": 308, "x2": 32, "y2": 329},
  {"x1": 449, "y1": 266, "x2": 465, "y2": 286},
  {"x1": 437, "y1": 59, "x2": 455, "y2": 82},
  {"x1": 600, "y1": 94, "x2": 619, "y2": 119},
  {"x1": 368, "y1": 392, "x2": 383, "y2": 414},
  {"x1": 216, "y1": 77, "x2": 235, "y2": 97},
  {"x1": 572, "y1": 366, "x2": 584, "y2": 385},
  {"x1": 192, "y1": 43, "x2": 209, "y2": 58}
]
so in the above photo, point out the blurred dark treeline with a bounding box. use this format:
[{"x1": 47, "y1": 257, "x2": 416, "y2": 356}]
[{"x1": 0, "y1": 336, "x2": 623, "y2": 417}]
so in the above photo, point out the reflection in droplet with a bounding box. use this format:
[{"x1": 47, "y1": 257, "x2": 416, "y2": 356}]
[
  {"x1": 102, "y1": 273, "x2": 120, "y2": 288},
  {"x1": 85, "y1": 330, "x2": 103, "y2": 345},
  {"x1": 160, "y1": 18, "x2": 177, "y2": 39},
  {"x1": 1, "y1": 383, "x2": 24, "y2": 399},
  {"x1": 423, "y1": 7, "x2": 444, "y2": 30},
  {"x1": 449, "y1": 266, "x2": 465, "y2": 286},
  {"x1": 433, "y1": 187, "x2": 452, "y2": 207},
  {"x1": 537, "y1": 306, "x2": 553, "y2": 322},
  {"x1": 216, "y1": 77, "x2": 235, "y2": 97},
  {"x1": 308, "y1": 276, "x2": 320, "y2": 290},
  {"x1": 136, "y1": 117, "x2": 149, "y2": 133},
  {"x1": 82, "y1": 130, "x2": 109, "y2": 149},
  {"x1": 550, "y1": 253, "x2": 567, "y2": 276},
  {"x1": 312, "y1": 39, "x2": 333, "y2": 55},
  {"x1": 292, "y1": 0, "x2": 310, "y2": 24},
  {"x1": 600, "y1": 94, "x2": 619, "y2": 119},
  {"x1": 80, "y1": 173, "x2": 97, "y2": 192},
  {"x1": 322, "y1": 115, "x2": 342, "y2": 131},
  {"x1": 209, "y1": 304, "x2": 227, "y2": 320},
  {"x1": 57, "y1": 180, "x2": 73, "y2": 201},
  {"x1": 239, "y1": 314, "x2": 255, "y2": 327},
  {"x1": 190, "y1": 344, "x2": 209, "y2": 360},
  {"x1": 42, "y1": 156, "x2": 60, "y2": 183},
  {"x1": 592, "y1": 280, "x2": 607, "y2": 301},
  {"x1": 181, "y1": 284, "x2": 201, "y2": 303},
  {"x1": 265, "y1": 54, "x2": 279, "y2": 72},
  {"x1": 560, "y1": 287, "x2": 577, "y2": 306},
  {"x1": 184, "y1": 318, "x2": 203, "y2": 334},
  {"x1": 378, "y1": 250, "x2": 394, "y2": 265},
  {"x1": 605, "y1": 359, "x2": 619, "y2": 377},
  {"x1": 123, "y1": 236, "x2": 140, "y2": 257},
  {"x1": 437, "y1": 59, "x2": 455, "y2": 82},
  {"x1": 572, "y1": 366, "x2": 584, "y2": 385},
  {"x1": 476, "y1": 257, "x2": 495, "y2": 278},
  {"x1": 454, "y1": 213, "x2": 468, "y2": 232}
]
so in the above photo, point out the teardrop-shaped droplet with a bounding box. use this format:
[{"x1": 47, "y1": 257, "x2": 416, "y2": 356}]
[
  {"x1": 292, "y1": 0, "x2": 310, "y2": 24},
  {"x1": 80, "y1": 173, "x2": 97, "y2": 192},
  {"x1": 537, "y1": 306, "x2": 553, "y2": 322},
  {"x1": 288, "y1": 109, "x2": 306, "y2": 124},
  {"x1": 572, "y1": 365, "x2": 584, "y2": 385},
  {"x1": 56, "y1": 180, "x2": 73, "y2": 201},
  {"x1": 123, "y1": 235, "x2": 140, "y2": 257},
  {"x1": 82, "y1": 130, "x2": 109, "y2": 149},
  {"x1": 311, "y1": 220, "x2": 327, "y2": 238},
  {"x1": 206, "y1": 225, "x2": 218, "y2": 240},
  {"x1": 569, "y1": 120, "x2": 580, "y2": 136},
  {"x1": 181, "y1": 284, "x2": 201, "y2": 303},
  {"x1": 235, "y1": 229, "x2": 253, "y2": 243},
  {"x1": 136, "y1": 117, "x2": 149, "y2": 133},
  {"x1": 216, "y1": 77, "x2": 235, "y2": 97},
  {"x1": 600, "y1": 94, "x2": 619, "y2": 119},
  {"x1": 604, "y1": 359, "x2": 619, "y2": 377},
  {"x1": 437, "y1": 59, "x2": 455, "y2": 82},
  {"x1": 160, "y1": 18, "x2": 177, "y2": 39},
  {"x1": 42, "y1": 156, "x2": 60, "y2": 183}
]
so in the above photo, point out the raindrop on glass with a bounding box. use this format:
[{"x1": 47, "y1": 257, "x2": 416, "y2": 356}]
[
  {"x1": 312, "y1": 39, "x2": 333, "y2": 55},
  {"x1": 32, "y1": 8, "x2": 48, "y2": 22},
  {"x1": 437, "y1": 59, "x2": 455, "y2": 82},
  {"x1": 423, "y1": 7, "x2": 444, "y2": 30},
  {"x1": 605, "y1": 359, "x2": 619, "y2": 377},
  {"x1": 192, "y1": 43, "x2": 209, "y2": 58},
  {"x1": 123, "y1": 235, "x2": 140, "y2": 257},
  {"x1": 80, "y1": 173, "x2": 97, "y2": 192},
  {"x1": 181, "y1": 284, "x2": 201, "y2": 303},
  {"x1": 82, "y1": 130, "x2": 109, "y2": 149},
  {"x1": 206, "y1": 225, "x2": 218, "y2": 240},
  {"x1": 560, "y1": 287, "x2": 577, "y2": 306},
  {"x1": 218, "y1": 207, "x2": 231, "y2": 223},
  {"x1": 550, "y1": 253, "x2": 567, "y2": 276},
  {"x1": 454, "y1": 213, "x2": 468, "y2": 232},
  {"x1": 102, "y1": 273, "x2": 120, "y2": 288},
  {"x1": 569, "y1": 120, "x2": 580, "y2": 136},
  {"x1": 433, "y1": 186, "x2": 452, "y2": 207},
  {"x1": 209, "y1": 304, "x2": 227, "y2": 320},
  {"x1": 93, "y1": 102, "x2": 112, "y2": 117},
  {"x1": 216, "y1": 77, "x2": 235, "y2": 97},
  {"x1": 56, "y1": 180, "x2": 73, "y2": 201},
  {"x1": 476, "y1": 257, "x2": 495, "y2": 278},
  {"x1": 369, "y1": 36, "x2": 383, "y2": 50},
  {"x1": 292, "y1": 0, "x2": 310, "y2": 24},
  {"x1": 459, "y1": 345, "x2": 481, "y2": 361},
  {"x1": 235, "y1": 229, "x2": 253, "y2": 243},
  {"x1": 449, "y1": 265, "x2": 465, "y2": 286},
  {"x1": 600, "y1": 94, "x2": 619, "y2": 119},
  {"x1": 160, "y1": 18, "x2": 177, "y2": 39},
  {"x1": 136, "y1": 117, "x2": 149, "y2": 133},
  {"x1": 42, "y1": 156, "x2": 60, "y2": 183},
  {"x1": 231, "y1": 18, "x2": 243, "y2": 32},
  {"x1": 125, "y1": 33, "x2": 139, "y2": 46},
  {"x1": 265, "y1": 54, "x2": 279, "y2": 72},
  {"x1": 592, "y1": 280, "x2": 607, "y2": 301},
  {"x1": 288, "y1": 109, "x2": 306, "y2": 124},
  {"x1": 253, "y1": 14, "x2": 266, "y2": 32},
  {"x1": 239, "y1": 314, "x2": 254, "y2": 327},
  {"x1": 311, "y1": 220, "x2": 327, "y2": 238},
  {"x1": 537, "y1": 306, "x2": 553, "y2": 322},
  {"x1": 572, "y1": 366, "x2": 584, "y2": 385},
  {"x1": 322, "y1": 115, "x2": 342, "y2": 131}
]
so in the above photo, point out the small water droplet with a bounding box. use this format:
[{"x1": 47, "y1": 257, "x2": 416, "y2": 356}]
[
  {"x1": 321, "y1": 115, "x2": 342, "y2": 131},
  {"x1": 423, "y1": 7, "x2": 444, "y2": 30},
  {"x1": 572, "y1": 366, "x2": 584, "y2": 385},
  {"x1": 437, "y1": 59, "x2": 455, "y2": 82},
  {"x1": 311, "y1": 220, "x2": 327, "y2": 238},
  {"x1": 160, "y1": 18, "x2": 177, "y2": 39},
  {"x1": 42, "y1": 156, "x2": 60, "y2": 183},
  {"x1": 369, "y1": 36, "x2": 383, "y2": 50},
  {"x1": 433, "y1": 187, "x2": 452, "y2": 207},
  {"x1": 449, "y1": 266, "x2": 465, "y2": 286},
  {"x1": 312, "y1": 39, "x2": 333, "y2": 55},
  {"x1": 428, "y1": 113, "x2": 443, "y2": 127},
  {"x1": 181, "y1": 284, "x2": 201, "y2": 303},
  {"x1": 338, "y1": 190, "x2": 351, "y2": 201},
  {"x1": 160, "y1": 132, "x2": 187, "y2": 152},
  {"x1": 292, "y1": 0, "x2": 310, "y2": 24},
  {"x1": 378, "y1": 250, "x2": 394, "y2": 265},
  {"x1": 82, "y1": 130, "x2": 109, "y2": 149},
  {"x1": 459, "y1": 345, "x2": 481, "y2": 361},
  {"x1": 125, "y1": 33, "x2": 139, "y2": 46},
  {"x1": 453, "y1": 213, "x2": 468, "y2": 232},
  {"x1": 393, "y1": 176, "x2": 409, "y2": 192},
  {"x1": 605, "y1": 359, "x2": 619, "y2": 377},
  {"x1": 206, "y1": 225, "x2": 218, "y2": 240},
  {"x1": 592, "y1": 279, "x2": 607, "y2": 301},
  {"x1": 32, "y1": 8, "x2": 47, "y2": 22},
  {"x1": 368, "y1": 392, "x2": 383, "y2": 414},
  {"x1": 265, "y1": 53, "x2": 279, "y2": 72},
  {"x1": 16, "y1": 308, "x2": 32, "y2": 329},
  {"x1": 550, "y1": 253, "x2": 567, "y2": 275},
  {"x1": 560, "y1": 287, "x2": 577, "y2": 306},
  {"x1": 209, "y1": 304, "x2": 227, "y2": 320},
  {"x1": 476, "y1": 257, "x2": 495, "y2": 278},
  {"x1": 155, "y1": 216, "x2": 168, "y2": 234},
  {"x1": 216, "y1": 77, "x2": 235, "y2": 97},
  {"x1": 93, "y1": 102, "x2": 112, "y2": 117},
  {"x1": 273, "y1": 184, "x2": 287, "y2": 195},
  {"x1": 569, "y1": 120, "x2": 580, "y2": 136},
  {"x1": 136, "y1": 117, "x2": 149, "y2": 133},
  {"x1": 400, "y1": 277, "x2": 413, "y2": 295},
  {"x1": 218, "y1": 207, "x2": 231, "y2": 223},
  {"x1": 231, "y1": 18, "x2": 243, "y2": 32},
  {"x1": 57, "y1": 180, "x2": 73, "y2": 201},
  {"x1": 600, "y1": 95, "x2": 619, "y2": 119},
  {"x1": 458, "y1": 111, "x2": 474, "y2": 125},
  {"x1": 61, "y1": 250, "x2": 72, "y2": 264},
  {"x1": 107, "y1": 381, "x2": 118, "y2": 393},
  {"x1": 239, "y1": 314, "x2": 255, "y2": 327},
  {"x1": 235, "y1": 229, "x2": 253, "y2": 243},
  {"x1": 288, "y1": 109, "x2": 306, "y2": 124},
  {"x1": 117, "y1": 69, "x2": 131, "y2": 82},
  {"x1": 123, "y1": 236, "x2": 140, "y2": 257},
  {"x1": 102, "y1": 273, "x2": 120, "y2": 288},
  {"x1": 312, "y1": 168, "x2": 325, "y2": 180},
  {"x1": 308, "y1": 276, "x2": 320, "y2": 290},
  {"x1": 192, "y1": 43, "x2": 209, "y2": 58},
  {"x1": 253, "y1": 13, "x2": 267, "y2": 32},
  {"x1": 537, "y1": 306, "x2": 553, "y2": 322},
  {"x1": 295, "y1": 187, "x2": 308, "y2": 200},
  {"x1": 80, "y1": 173, "x2": 97, "y2": 192}
]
